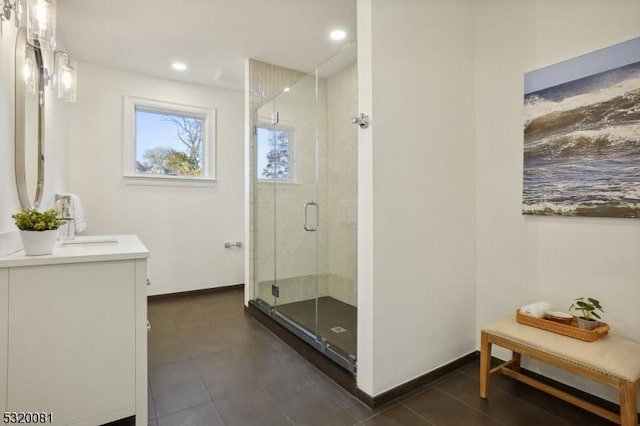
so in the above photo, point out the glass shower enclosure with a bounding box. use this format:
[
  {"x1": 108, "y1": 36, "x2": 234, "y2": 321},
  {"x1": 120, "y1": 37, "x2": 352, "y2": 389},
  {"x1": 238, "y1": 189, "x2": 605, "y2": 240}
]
[{"x1": 251, "y1": 44, "x2": 358, "y2": 373}]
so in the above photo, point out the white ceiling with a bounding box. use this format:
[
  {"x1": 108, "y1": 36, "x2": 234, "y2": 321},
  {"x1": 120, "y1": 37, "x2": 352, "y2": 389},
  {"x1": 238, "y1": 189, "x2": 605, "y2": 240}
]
[{"x1": 57, "y1": 0, "x2": 357, "y2": 90}]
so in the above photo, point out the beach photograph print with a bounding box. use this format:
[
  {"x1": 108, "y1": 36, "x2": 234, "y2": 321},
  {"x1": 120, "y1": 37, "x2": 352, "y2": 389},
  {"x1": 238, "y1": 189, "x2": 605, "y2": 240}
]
[{"x1": 523, "y1": 37, "x2": 640, "y2": 218}]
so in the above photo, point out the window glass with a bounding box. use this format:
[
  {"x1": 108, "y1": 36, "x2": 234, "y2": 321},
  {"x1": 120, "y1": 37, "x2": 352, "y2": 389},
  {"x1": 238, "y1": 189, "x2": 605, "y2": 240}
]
[
  {"x1": 135, "y1": 108, "x2": 205, "y2": 177},
  {"x1": 257, "y1": 127, "x2": 291, "y2": 180}
]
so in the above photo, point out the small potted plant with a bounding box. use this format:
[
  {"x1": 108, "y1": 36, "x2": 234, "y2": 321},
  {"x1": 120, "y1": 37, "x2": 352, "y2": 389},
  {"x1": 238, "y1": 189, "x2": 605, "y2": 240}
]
[
  {"x1": 12, "y1": 208, "x2": 61, "y2": 256},
  {"x1": 569, "y1": 297, "x2": 604, "y2": 330}
]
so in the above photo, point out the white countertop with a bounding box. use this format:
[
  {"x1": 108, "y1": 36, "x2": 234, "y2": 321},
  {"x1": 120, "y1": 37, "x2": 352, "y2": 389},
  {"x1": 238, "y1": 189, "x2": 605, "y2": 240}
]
[{"x1": 0, "y1": 235, "x2": 149, "y2": 268}]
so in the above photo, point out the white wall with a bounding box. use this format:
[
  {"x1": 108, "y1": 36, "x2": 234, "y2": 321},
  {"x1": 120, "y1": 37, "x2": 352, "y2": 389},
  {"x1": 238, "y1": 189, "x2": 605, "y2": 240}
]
[
  {"x1": 475, "y1": 0, "x2": 640, "y2": 404},
  {"x1": 357, "y1": 0, "x2": 640, "y2": 403},
  {"x1": 1, "y1": 24, "x2": 68, "y2": 249},
  {"x1": 67, "y1": 63, "x2": 244, "y2": 295},
  {"x1": 357, "y1": 0, "x2": 477, "y2": 396}
]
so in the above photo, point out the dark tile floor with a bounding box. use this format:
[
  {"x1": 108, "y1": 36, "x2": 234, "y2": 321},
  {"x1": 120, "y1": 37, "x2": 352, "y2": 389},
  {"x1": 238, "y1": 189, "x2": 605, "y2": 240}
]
[
  {"x1": 146, "y1": 287, "x2": 614, "y2": 426},
  {"x1": 277, "y1": 296, "x2": 357, "y2": 356}
]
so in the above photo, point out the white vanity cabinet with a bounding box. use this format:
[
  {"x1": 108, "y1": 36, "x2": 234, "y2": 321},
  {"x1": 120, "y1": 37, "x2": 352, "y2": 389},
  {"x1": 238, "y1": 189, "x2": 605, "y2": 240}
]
[{"x1": 0, "y1": 235, "x2": 149, "y2": 426}]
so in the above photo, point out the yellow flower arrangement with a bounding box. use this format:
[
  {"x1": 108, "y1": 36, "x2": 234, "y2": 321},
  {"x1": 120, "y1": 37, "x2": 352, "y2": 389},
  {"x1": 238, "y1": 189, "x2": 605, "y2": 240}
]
[{"x1": 12, "y1": 209, "x2": 61, "y2": 231}]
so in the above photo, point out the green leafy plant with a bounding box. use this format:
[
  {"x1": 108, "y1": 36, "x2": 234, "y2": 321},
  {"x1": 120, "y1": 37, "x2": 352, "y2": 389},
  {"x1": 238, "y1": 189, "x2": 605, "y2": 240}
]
[
  {"x1": 12, "y1": 209, "x2": 61, "y2": 231},
  {"x1": 569, "y1": 297, "x2": 604, "y2": 320}
]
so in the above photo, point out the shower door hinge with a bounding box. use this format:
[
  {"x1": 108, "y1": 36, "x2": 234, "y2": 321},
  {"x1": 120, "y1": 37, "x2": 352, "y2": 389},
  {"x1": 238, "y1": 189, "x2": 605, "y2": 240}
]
[
  {"x1": 272, "y1": 111, "x2": 279, "y2": 125},
  {"x1": 271, "y1": 284, "x2": 280, "y2": 298}
]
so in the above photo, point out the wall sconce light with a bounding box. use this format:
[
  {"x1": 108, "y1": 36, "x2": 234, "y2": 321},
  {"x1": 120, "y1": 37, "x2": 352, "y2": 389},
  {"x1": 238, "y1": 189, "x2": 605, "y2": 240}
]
[
  {"x1": 1, "y1": 0, "x2": 21, "y2": 26},
  {"x1": 21, "y1": 47, "x2": 77, "y2": 102},
  {"x1": 3, "y1": 0, "x2": 58, "y2": 51},
  {"x1": 6, "y1": 0, "x2": 75, "y2": 103},
  {"x1": 53, "y1": 52, "x2": 76, "y2": 102},
  {"x1": 26, "y1": 0, "x2": 55, "y2": 50}
]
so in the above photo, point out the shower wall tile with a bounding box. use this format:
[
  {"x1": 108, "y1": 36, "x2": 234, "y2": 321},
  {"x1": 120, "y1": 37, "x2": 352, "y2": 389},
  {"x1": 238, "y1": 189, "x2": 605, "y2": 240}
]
[
  {"x1": 327, "y1": 274, "x2": 356, "y2": 306},
  {"x1": 257, "y1": 274, "x2": 329, "y2": 305},
  {"x1": 257, "y1": 273, "x2": 353, "y2": 307},
  {"x1": 249, "y1": 60, "x2": 306, "y2": 111}
]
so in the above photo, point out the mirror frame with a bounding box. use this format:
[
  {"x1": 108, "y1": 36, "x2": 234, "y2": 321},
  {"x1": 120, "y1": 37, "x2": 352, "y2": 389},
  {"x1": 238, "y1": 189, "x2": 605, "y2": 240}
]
[{"x1": 15, "y1": 27, "x2": 45, "y2": 210}]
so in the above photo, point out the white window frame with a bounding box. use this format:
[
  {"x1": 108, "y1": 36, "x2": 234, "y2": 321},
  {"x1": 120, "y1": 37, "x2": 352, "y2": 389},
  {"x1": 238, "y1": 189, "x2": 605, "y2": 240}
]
[
  {"x1": 256, "y1": 124, "x2": 295, "y2": 183},
  {"x1": 123, "y1": 96, "x2": 216, "y2": 187}
]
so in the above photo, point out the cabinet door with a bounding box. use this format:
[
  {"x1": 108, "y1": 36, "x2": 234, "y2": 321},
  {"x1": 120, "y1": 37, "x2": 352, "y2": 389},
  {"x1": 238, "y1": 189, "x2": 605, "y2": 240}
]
[{"x1": 8, "y1": 261, "x2": 136, "y2": 425}]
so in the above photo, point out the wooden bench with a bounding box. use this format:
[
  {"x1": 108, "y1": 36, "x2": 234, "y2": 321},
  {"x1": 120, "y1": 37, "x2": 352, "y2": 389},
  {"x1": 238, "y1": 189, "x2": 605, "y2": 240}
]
[{"x1": 480, "y1": 316, "x2": 640, "y2": 426}]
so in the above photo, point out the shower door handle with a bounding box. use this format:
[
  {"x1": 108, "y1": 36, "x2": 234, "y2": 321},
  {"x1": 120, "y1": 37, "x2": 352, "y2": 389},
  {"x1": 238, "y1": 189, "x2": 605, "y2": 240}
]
[{"x1": 304, "y1": 201, "x2": 318, "y2": 232}]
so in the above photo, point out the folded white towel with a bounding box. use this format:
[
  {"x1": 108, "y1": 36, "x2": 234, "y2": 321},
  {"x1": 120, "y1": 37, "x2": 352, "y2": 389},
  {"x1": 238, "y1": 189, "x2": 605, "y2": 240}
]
[
  {"x1": 520, "y1": 301, "x2": 552, "y2": 318},
  {"x1": 58, "y1": 193, "x2": 87, "y2": 233}
]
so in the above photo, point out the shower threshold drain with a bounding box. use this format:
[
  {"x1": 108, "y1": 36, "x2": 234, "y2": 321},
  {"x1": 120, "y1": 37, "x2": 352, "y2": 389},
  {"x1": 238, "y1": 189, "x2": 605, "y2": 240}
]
[{"x1": 330, "y1": 326, "x2": 347, "y2": 333}]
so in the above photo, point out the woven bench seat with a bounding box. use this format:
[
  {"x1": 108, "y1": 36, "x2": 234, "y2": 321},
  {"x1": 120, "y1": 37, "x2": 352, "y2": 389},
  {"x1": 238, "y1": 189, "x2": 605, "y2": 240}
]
[{"x1": 480, "y1": 316, "x2": 640, "y2": 425}]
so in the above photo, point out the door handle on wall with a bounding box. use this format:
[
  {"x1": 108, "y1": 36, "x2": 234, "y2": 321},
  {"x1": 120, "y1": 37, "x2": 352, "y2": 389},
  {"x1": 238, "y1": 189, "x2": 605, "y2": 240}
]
[{"x1": 304, "y1": 201, "x2": 318, "y2": 232}]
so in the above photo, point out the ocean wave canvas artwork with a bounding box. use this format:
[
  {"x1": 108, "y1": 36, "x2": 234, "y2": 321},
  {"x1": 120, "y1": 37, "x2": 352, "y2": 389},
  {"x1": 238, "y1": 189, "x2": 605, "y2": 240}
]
[{"x1": 523, "y1": 37, "x2": 640, "y2": 218}]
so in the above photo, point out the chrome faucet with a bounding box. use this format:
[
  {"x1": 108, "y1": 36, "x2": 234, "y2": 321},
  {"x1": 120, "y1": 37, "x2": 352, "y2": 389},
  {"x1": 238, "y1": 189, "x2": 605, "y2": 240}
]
[{"x1": 55, "y1": 194, "x2": 75, "y2": 240}]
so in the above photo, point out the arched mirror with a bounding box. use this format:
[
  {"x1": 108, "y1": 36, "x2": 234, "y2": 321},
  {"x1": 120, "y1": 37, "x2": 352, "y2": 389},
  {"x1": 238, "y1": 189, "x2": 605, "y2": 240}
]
[{"x1": 15, "y1": 27, "x2": 45, "y2": 210}]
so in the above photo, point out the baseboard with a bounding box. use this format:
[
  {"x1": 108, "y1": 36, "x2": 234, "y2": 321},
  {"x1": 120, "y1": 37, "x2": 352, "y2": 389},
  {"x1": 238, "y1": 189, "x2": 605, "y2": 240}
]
[
  {"x1": 359, "y1": 351, "x2": 478, "y2": 408},
  {"x1": 148, "y1": 283, "x2": 244, "y2": 300}
]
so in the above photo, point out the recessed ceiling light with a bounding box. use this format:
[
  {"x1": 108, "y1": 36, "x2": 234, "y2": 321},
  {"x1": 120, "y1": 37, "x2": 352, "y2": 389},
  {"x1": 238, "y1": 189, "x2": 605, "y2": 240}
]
[
  {"x1": 283, "y1": 87, "x2": 290, "y2": 92},
  {"x1": 172, "y1": 62, "x2": 187, "y2": 71},
  {"x1": 329, "y1": 30, "x2": 346, "y2": 41}
]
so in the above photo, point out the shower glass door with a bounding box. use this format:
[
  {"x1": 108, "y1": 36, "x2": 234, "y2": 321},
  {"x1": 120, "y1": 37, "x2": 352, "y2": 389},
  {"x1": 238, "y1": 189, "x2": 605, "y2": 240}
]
[
  {"x1": 252, "y1": 44, "x2": 358, "y2": 372},
  {"x1": 271, "y1": 71, "x2": 320, "y2": 341}
]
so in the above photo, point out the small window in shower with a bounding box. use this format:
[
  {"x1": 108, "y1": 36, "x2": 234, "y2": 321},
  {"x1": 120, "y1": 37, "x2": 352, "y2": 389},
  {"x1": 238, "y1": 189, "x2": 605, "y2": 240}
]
[{"x1": 257, "y1": 127, "x2": 292, "y2": 181}]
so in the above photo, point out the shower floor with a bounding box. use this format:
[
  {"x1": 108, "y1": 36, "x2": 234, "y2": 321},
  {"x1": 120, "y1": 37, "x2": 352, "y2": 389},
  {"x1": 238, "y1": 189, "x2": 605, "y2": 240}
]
[{"x1": 276, "y1": 296, "x2": 357, "y2": 357}]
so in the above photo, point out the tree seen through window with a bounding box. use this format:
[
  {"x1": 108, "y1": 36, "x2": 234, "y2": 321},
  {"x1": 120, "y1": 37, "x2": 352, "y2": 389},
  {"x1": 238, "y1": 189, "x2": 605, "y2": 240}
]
[
  {"x1": 257, "y1": 127, "x2": 291, "y2": 180},
  {"x1": 135, "y1": 109, "x2": 204, "y2": 176}
]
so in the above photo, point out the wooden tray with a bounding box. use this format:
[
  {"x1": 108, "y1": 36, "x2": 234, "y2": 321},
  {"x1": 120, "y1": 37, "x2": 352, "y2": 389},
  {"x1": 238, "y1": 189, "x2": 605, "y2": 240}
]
[{"x1": 516, "y1": 310, "x2": 610, "y2": 342}]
